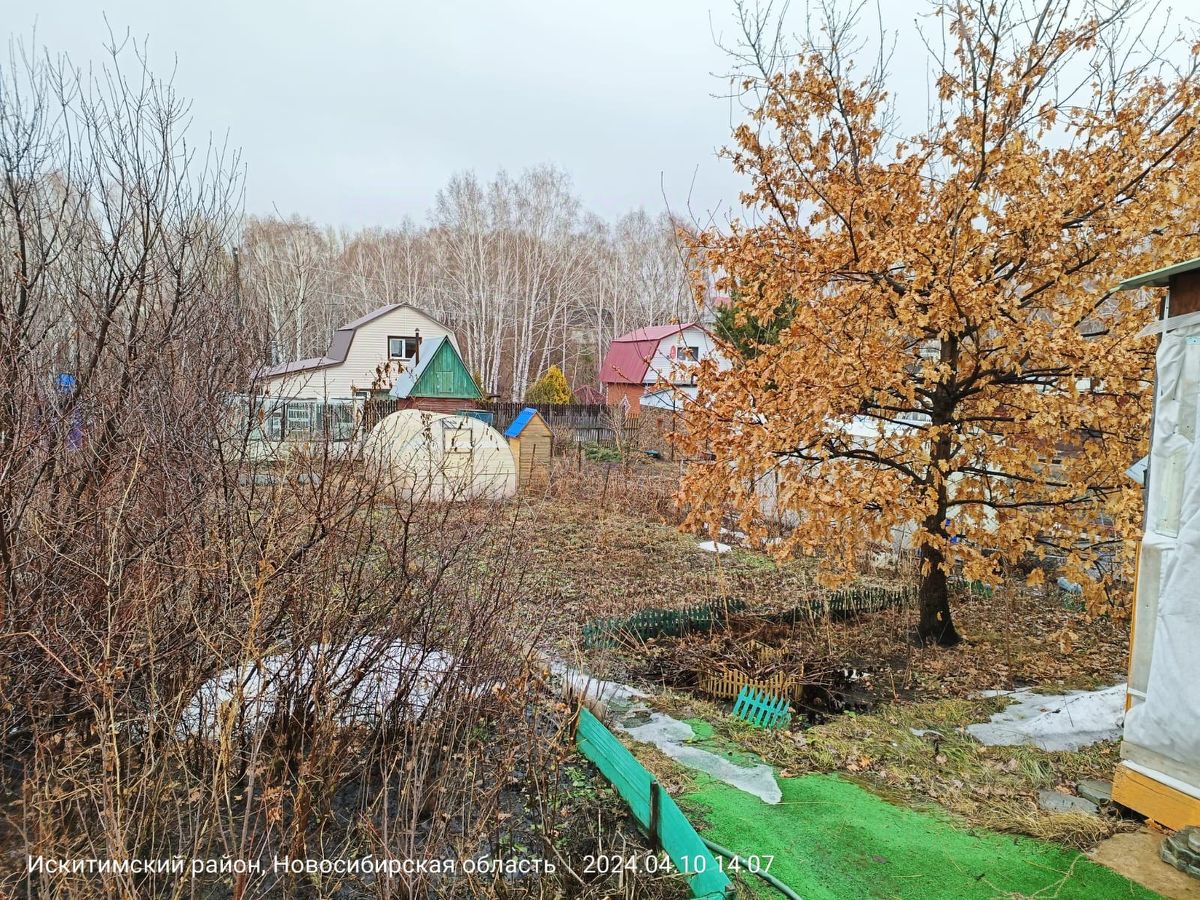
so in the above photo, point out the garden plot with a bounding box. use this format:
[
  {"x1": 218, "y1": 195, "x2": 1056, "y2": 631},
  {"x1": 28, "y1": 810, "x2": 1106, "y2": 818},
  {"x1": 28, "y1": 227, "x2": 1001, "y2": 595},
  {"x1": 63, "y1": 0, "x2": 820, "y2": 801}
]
[{"x1": 633, "y1": 613, "x2": 883, "y2": 724}]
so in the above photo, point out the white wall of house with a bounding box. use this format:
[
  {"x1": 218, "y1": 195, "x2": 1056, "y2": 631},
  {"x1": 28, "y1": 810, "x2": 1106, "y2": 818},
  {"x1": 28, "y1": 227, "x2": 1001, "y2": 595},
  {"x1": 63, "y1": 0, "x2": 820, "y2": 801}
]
[
  {"x1": 641, "y1": 326, "x2": 727, "y2": 387},
  {"x1": 261, "y1": 307, "x2": 460, "y2": 400}
]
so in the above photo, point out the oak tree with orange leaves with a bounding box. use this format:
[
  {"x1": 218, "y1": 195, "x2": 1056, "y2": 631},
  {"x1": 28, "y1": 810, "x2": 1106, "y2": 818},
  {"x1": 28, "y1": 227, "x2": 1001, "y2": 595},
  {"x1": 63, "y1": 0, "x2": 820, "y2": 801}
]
[{"x1": 684, "y1": 0, "x2": 1200, "y2": 645}]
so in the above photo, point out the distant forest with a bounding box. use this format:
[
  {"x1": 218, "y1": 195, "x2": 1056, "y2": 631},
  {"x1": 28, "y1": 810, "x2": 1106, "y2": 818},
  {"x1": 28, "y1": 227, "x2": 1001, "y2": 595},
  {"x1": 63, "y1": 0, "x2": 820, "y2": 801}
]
[{"x1": 241, "y1": 165, "x2": 701, "y2": 399}]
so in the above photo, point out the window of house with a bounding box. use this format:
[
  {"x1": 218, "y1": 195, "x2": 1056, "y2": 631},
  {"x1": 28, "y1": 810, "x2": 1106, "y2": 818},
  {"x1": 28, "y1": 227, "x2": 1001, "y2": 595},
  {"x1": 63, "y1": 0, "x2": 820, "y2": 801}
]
[
  {"x1": 284, "y1": 401, "x2": 316, "y2": 438},
  {"x1": 388, "y1": 336, "x2": 419, "y2": 361},
  {"x1": 677, "y1": 345, "x2": 700, "y2": 361}
]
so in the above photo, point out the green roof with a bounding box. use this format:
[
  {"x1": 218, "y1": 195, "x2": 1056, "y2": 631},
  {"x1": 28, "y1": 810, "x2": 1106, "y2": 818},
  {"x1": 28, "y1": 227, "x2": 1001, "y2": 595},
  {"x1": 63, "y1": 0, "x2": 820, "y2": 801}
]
[
  {"x1": 388, "y1": 337, "x2": 482, "y2": 401},
  {"x1": 1117, "y1": 256, "x2": 1200, "y2": 290}
]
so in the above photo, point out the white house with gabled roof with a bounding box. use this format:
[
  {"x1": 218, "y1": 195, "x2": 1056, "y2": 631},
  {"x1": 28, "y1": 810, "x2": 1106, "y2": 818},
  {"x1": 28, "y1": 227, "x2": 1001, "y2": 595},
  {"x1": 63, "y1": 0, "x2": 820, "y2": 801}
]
[
  {"x1": 253, "y1": 304, "x2": 462, "y2": 401},
  {"x1": 598, "y1": 322, "x2": 728, "y2": 411}
]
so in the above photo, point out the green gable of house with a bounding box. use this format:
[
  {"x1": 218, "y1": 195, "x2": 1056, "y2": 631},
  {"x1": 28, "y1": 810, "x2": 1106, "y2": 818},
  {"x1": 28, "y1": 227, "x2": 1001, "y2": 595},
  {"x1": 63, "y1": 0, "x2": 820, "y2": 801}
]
[{"x1": 409, "y1": 339, "x2": 482, "y2": 399}]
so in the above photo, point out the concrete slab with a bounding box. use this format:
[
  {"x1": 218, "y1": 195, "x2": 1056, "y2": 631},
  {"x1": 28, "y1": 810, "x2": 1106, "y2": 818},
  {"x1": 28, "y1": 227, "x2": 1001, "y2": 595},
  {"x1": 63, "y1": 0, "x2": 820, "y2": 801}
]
[
  {"x1": 1077, "y1": 777, "x2": 1113, "y2": 805},
  {"x1": 1038, "y1": 789, "x2": 1099, "y2": 815},
  {"x1": 1089, "y1": 829, "x2": 1200, "y2": 899}
]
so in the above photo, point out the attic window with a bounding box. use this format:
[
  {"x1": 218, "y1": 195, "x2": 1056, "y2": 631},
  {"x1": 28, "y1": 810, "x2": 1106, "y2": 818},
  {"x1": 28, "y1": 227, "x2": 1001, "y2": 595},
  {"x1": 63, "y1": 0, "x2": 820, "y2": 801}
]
[
  {"x1": 388, "y1": 336, "x2": 419, "y2": 361},
  {"x1": 676, "y1": 345, "x2": 700, "y2": 361}
]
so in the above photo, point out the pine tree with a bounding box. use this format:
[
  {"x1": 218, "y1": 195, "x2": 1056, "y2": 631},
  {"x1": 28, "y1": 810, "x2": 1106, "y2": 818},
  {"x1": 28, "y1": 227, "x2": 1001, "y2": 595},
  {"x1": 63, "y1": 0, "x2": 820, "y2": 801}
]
[{"x1": 714, "y1": 293, "x2": 795, "y2": 360}]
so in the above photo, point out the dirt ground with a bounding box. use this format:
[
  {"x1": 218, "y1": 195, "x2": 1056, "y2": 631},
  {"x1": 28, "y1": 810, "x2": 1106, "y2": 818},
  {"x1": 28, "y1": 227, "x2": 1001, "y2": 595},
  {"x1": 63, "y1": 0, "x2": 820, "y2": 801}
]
[
  {"x1": 518, "y1": 457, "x2": 1131, "y2": 700},
  {"x1": 512, "y1": 457, "x2": 1144, "y2": 856},
  {"x1": 1090, "y1": 829, "x2": 1200, "y2": 899}
]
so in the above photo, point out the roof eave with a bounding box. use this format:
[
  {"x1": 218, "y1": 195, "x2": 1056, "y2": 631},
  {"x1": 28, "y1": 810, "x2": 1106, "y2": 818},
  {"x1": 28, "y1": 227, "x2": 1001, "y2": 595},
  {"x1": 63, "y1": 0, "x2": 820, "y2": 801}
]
[{"x1": 1117, "y1": 256, "x2": 1200, "y2": 290}]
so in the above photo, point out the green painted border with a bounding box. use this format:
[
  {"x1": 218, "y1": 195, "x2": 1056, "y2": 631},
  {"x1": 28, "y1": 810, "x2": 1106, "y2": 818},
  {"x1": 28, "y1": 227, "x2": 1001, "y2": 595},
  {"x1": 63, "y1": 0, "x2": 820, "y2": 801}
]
[{"x1": 575, "y1": 708, "x2": 734, "y2": 899}]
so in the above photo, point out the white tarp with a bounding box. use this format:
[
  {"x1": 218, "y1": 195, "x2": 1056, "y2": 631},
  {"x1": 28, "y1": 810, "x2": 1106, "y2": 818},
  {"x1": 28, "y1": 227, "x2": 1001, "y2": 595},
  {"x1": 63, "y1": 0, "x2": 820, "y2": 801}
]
[
  {"x1": 1124, "y1": 325, "x2": 1200, "y2": 778},
  {"x1": 179, "y1": 638, "x2": 461, "y2": 738},
  {"x1": 968, "y1": 684, "x2": 1126, "y2": 751}
]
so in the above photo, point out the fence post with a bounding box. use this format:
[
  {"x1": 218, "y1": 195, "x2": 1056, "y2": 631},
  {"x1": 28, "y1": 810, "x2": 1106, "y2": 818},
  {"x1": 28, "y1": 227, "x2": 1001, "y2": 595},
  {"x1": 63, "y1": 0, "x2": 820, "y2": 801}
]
[{"x1": 648, "y1": 779, "x2": 662, "y2": 852}]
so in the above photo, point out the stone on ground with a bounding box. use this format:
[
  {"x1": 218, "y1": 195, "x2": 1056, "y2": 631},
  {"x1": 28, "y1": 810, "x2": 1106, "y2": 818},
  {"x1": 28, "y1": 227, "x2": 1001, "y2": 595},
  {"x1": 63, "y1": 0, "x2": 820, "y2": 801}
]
[
  {"x1": 1075, "y1": 777, "x2": 1113, "y2": 806},
  {"x1": 1037, "y1": 789, "x2": 1099, "y2": 815},
  {"x1": 1163, "y1": 826, "x2": 1200, "y2": 881}
]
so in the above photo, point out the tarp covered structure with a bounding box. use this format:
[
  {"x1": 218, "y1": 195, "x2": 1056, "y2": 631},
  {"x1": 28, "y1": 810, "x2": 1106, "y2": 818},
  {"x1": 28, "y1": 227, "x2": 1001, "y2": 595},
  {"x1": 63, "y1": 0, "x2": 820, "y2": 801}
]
[
  {"x1": 364, "y1": 409, "x2": 516, "y2": 502},
  {"x1": 1115, "y1": 258, "x2": 1200, "y2": 828},
  {"x1": 1123, "y1": 322, "x2": 1200, "y2": 785}
]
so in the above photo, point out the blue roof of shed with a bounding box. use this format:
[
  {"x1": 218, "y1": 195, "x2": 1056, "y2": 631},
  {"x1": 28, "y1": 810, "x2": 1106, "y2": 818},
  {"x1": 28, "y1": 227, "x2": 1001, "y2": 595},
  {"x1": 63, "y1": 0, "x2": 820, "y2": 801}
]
[{"x1": 504, "y1": 407, "x2": 538, "y2": 438}]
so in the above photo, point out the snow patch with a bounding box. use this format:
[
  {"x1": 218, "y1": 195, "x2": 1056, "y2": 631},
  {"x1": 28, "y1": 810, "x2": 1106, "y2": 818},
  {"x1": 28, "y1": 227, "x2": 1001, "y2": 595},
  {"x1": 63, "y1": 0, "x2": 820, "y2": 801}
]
[
  {"x1": 551, "y1": 663, "x2": 781, "y2": 804},
  {"x1": 180, "y1": 638, "x2": 465, "y2": 739},
  {"x1": 967, "y1": 684, "x2": 1126, "y2": 751}
]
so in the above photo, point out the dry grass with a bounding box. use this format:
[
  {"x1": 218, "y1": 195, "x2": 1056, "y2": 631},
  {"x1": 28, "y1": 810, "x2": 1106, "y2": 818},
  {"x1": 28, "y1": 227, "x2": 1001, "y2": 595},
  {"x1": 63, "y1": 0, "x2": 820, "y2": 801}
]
[
  {"x1": 511, "y1": 458, "x2": 1131, "y2": 700},
  {"x1": 649, "y1": 688, "x2": 1133, "y2": 850},
  {"x1": 500, "y1": 456, "x2": 1138, "y2": 852}
]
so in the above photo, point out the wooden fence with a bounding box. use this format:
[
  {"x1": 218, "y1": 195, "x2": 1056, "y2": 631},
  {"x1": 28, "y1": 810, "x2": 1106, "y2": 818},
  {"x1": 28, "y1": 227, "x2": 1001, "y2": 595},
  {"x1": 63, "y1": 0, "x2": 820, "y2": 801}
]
[
  {"x1": 480, "y1": 400, "x2": 611, "y2": 431},
  {"x1": 350, "y1": 397, "x2": 678, "y2": 455},
  {"x1": 479, "y1": 400, "x2": 645, "y2": 450}
]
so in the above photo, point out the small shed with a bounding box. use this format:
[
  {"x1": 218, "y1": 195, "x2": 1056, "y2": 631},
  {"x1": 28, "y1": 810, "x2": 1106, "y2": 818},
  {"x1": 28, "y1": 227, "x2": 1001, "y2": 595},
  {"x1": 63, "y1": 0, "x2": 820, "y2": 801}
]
[
  {"x1": 504, "y1": 407, "x2": 552, "y2": 490},
  {"x1": 1112, "y1": 256, "x2": 1200, "y2": 829},
  {"x1": 389, "y1": 336, "x2": 483, "y2": 414},
  {"x1": 365, "y1": 409, "x2": 516, "y2": 502}
]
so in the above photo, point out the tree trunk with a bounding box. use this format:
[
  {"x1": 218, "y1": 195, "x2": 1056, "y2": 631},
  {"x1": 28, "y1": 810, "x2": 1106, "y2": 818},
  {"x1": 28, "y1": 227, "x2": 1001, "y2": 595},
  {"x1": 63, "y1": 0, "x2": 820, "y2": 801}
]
[{"x1": 917, "y1": 539, "x2": 961, "y2": 646}]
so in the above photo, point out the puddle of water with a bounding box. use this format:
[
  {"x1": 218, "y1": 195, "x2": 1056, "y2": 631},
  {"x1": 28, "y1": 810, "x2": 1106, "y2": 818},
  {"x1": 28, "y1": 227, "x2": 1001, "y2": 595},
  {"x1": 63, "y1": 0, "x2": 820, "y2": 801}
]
[{"x1": 552, "y1": 663, "x2": 781, "y2": 804}]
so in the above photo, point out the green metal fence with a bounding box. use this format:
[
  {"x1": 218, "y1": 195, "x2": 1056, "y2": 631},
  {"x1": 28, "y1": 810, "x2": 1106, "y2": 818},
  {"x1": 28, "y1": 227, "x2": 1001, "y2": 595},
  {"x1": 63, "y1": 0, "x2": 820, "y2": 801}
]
[
  {"x1": 582, "y1": 588, "x2": 912, "y2": 649},
  {"x1": 575, "y1": 708, "x2": 734, "y2": 899},
  {"x1": 581, "y1": 599, "x2": 748, "y2": 649},
  {"x1": 759, "y1": 585, "x2": 914, "y2": 625},
  {"x1": 951, "y1": 576, "x2": 995, "y2": 598}
]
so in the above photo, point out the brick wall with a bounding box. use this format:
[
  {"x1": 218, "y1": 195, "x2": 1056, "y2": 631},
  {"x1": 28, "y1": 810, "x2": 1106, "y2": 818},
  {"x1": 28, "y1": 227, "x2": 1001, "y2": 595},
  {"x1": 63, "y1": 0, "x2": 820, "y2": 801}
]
[{"x1": 604, "y1": 382, "x2": 644, "y2": 414}]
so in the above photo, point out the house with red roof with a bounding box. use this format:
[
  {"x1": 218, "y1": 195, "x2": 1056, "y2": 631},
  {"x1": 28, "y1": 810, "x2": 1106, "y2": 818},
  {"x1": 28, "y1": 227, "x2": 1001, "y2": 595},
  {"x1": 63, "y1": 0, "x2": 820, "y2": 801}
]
[{"x1": 598, "y1": 322, "x2": 725, "y2": 413}]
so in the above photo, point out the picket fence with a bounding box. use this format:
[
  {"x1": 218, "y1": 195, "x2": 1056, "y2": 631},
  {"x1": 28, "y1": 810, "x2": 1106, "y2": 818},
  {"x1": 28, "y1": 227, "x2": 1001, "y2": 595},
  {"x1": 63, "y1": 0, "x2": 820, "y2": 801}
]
[
  {"x1": 730, "y1": 686, "x2": 792, "y2": 729},
  {"x1": 581, "y1": 599, "x2": 748, "y2": 649}
]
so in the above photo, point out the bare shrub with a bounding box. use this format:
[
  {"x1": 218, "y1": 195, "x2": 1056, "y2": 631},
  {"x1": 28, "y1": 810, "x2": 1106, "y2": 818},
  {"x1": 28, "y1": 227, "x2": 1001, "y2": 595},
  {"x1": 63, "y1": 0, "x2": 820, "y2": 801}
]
[{"x1": 0, "y1": 40, "x2": 683, "y2": 900}]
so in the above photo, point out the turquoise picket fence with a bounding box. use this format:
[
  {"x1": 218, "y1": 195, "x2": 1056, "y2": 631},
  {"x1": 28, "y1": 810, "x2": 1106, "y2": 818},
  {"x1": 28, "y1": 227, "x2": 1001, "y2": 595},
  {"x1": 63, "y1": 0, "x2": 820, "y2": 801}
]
[
  {"x1": 575, "y1": 708, "x2": 734, "y2": 899},
  {"x1": 731, "y1": 686, "x2": 792, "y2": 729}
]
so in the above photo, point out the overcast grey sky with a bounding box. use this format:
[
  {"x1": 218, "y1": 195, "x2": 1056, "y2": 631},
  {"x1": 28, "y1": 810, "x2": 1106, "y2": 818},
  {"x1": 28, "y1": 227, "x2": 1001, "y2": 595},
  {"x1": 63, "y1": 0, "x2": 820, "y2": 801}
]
[
  {"x1": 10, "y1": 1, "x2": 797, "y2": 229},
  {"x1": 5, "y1": 2, "x2": 1184, "y2": 230}
]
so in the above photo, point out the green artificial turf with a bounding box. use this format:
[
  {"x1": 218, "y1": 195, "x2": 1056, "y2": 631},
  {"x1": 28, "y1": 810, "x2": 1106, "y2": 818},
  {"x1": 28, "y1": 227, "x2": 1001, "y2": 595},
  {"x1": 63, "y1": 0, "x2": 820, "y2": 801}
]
[{"x1": 686, "y1": 774, "x2": 1160, "y2": 900}]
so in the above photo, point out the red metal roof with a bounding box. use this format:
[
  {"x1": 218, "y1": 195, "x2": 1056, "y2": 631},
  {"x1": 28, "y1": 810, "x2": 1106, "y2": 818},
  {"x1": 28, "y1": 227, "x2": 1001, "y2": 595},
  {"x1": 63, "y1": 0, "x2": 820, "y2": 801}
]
[
  {"x1": 615, "y1": 323, "x2": 697, "y2": 342},
  {"x1": 599, "y1": 322, "x2": 701, "y2": 385},
  {"x1": 573, "y1": 385, "x2": 606, "y2": 404}
]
